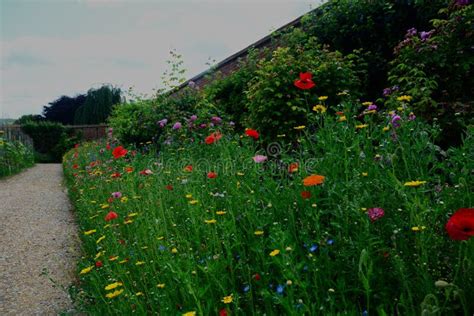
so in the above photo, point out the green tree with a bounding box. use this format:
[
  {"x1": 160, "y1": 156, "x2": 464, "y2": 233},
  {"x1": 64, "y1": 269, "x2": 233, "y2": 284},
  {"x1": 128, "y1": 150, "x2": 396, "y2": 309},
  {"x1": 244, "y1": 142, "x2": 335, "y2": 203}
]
[{"x1": 74, "y1": 85, "x2": 122, "y2": 124}]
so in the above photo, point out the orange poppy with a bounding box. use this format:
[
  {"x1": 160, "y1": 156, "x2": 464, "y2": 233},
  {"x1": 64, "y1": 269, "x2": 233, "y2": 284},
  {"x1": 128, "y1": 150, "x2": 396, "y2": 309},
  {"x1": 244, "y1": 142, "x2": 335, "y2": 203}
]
[{"x1": 303, "y1": 174, "x2": 325, "y2": 186}]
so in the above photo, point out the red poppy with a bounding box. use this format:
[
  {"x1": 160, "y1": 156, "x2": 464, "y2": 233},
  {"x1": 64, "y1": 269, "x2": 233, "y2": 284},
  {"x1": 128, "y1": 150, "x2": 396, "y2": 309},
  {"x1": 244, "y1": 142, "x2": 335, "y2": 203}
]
[
  {"x1": 112, "y1": 146, "x2": 128, "y2": 159},
  {"x1": 288, "y1": 162, "x2": 299, "y2": 173},
  {"x1": 111, "y1": 172, "x2": 121, "y2": 178},
  {"x1": 219, "y1": 308, "x2": 228, "y2": 316},
  {"x1": 301, "y1": 191, "x2": 311, "y2": 199},
  {"x1": 105, "y1": 211, "x2": 118, "y2": 221},
  {"x1": 72, "y1": 164, "x2": 79, "y2": 169},
  {"x1": 125, "y1": 166, "x2": 134, "y2": 173},
  {"x1": 294, "y1": 72, "x2": 316, "y2": 90},
  {"x1": 253, "y1": 273, "x2": 261, "y2": 281},
  {"x1": 207, "y1": 171, "x2": 217, "y2": 179},
  {"x1": 205, "y1": 131, "x2": 222, "y2": 144},
  {"x1": 336, "y1": 111, "x2": 345, "y2": 116},
  {"x1": 74, "y1": 144, "x2": 80, "y2": 148},
  {"x1": 107, "y1": 197, "x2": 114, "y2": 203},
  {"x1": 139, "y1": 169, "x2": 153, "y2": 175},
  {"x1": 184, "y1": 165, "x2": 193, "y2": 172},
  {"x1": 106, "y1": 143, "x2": 111, "y2": 150},
  {"x1": 95, "y1": 261, "x2": 103, "y2": 268},
  {"x1": 245, "y1": 129, "x2": 259, "y2": 140},
  {"x1": 165, "y1": 185, "x2": 174, "y2": 191},
  {"x1": 445, "y1": 208, "x2": 474, "y2": 240}
]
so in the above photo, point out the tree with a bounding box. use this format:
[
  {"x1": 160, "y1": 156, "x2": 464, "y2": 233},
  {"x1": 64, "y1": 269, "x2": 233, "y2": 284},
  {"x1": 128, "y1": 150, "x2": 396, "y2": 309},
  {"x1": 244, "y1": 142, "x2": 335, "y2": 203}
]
[
  {"x1": 14, "y1": 114, "x2": 44, "y2": 125},
  {"x1": 42, "y1": 94, "x2": 86, "y2": 125},
  {"x1": 74, "y1": 85, "x2": 122, "y2": 124}
]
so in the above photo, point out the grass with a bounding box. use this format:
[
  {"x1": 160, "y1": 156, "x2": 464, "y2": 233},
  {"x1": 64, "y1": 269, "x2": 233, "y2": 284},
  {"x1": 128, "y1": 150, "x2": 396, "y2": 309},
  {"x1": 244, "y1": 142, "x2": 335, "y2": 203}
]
[{"x1": 63, "y1": 103, "x2": 473, "y2": 315}]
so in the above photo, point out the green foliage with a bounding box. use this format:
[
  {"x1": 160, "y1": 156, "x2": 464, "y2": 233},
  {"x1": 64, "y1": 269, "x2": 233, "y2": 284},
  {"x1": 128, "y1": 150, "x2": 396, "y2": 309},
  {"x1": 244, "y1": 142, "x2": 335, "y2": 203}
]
[
  {"x1": 302, "y1": 0, "x2": 449, "y2": 98},
  {"x1": 109, "y1": 89, "x2": 205, "y2": 145},
  {"x1": 387, "y1": 4, "x2": 474, "y2": 146},
  {"x1": 21, "y1": 121, "x2": 79, "y2": 162},
  {"x1": 246, "y1": 44, "x2": 362, "y2": 140},
  {"x1": 203, "y1": 50, "x2": 259, "y2": 129},
  {"x1": 0, "y1": 133, "x2": 34, "y2": 177},
  {"x1": 63, "y1": 105, "x2": 473, "y2": 315},
  {"x1": 14, "y1": 114, "x2": 44, "y2": 125},
  {"x1": 74, "y1": 85, "x2": 122, "y2": 125}
]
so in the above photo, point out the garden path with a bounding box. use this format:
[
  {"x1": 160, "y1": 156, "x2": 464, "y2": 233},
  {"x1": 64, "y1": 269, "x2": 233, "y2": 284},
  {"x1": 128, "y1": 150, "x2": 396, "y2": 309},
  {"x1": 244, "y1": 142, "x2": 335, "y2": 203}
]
[{"x1": 0, "y1": 164, "x2": 80, "y2": 315}]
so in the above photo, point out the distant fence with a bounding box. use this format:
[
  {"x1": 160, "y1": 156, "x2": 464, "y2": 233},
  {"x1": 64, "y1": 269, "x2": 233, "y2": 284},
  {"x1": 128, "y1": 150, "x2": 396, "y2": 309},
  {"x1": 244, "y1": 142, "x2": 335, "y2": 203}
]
[
  {"x1": 0, "y1": 124, "x2": 109, "y2": 142},
  {"x1": 0, "y1": 125, "x2": 34, "y2": 148}
]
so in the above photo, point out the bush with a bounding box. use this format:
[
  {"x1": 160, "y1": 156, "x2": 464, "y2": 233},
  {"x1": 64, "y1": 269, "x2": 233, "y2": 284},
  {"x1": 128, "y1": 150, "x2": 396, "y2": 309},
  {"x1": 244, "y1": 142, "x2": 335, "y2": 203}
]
[
  {"x1": 21, "y1": 121, "x2": 79, "y2": 162},
  {"x1": 302, "y1": 0, "x2": 449, "y2": 99},
  {"x1": 0, "y1": 132, "x2": 34, "y2": 177},
  {"x1": 246, "y1": 43, "x2": 363, "y2": 140},
  {"x1": 386, "y1": 3, "x2": 473, "y2": 146}
]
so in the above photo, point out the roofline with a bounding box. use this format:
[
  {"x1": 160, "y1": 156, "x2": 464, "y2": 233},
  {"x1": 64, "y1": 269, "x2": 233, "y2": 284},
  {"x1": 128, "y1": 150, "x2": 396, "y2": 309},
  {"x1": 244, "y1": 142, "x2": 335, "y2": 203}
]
[{"x1": 173, "y1": 7, "x2": 313, "y2": 92}]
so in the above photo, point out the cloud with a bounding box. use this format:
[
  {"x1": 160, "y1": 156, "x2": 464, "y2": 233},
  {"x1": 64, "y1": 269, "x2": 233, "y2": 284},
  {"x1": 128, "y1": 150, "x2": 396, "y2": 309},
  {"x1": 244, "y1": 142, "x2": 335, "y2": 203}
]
[{"x1": 1, "y1": 1, "x2": 321, "y2": 118}]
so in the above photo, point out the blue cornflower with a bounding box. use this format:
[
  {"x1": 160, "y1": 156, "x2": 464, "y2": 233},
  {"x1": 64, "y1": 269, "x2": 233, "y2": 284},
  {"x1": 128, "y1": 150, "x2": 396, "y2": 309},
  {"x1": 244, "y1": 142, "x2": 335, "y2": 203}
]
[
  {"x1": 309, "y1": 244, "x2": 318, "y2": 252},
  {"x1": 276, "y1": 284, "x2": 285, "y2": 295},
  {"x1": 327, "y1": 239, "x2": 334, "y2": 245},
  {"x1": 242, "y1": 284, "x2": 250, "y2": 293}
]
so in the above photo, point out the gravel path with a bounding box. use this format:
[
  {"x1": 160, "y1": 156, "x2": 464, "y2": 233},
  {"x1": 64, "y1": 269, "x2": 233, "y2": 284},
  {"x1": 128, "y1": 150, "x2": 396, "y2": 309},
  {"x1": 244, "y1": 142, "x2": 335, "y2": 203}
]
[{"x1": 0, "y1": 164, "x2": 80, "y2": 315}]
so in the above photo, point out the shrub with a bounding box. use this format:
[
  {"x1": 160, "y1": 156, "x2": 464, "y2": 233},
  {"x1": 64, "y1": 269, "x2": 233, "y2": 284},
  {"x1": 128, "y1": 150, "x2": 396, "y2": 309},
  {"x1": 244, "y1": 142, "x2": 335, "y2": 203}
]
[
  {"x1": 386, "y1": 3, "x2": 473, "y2": 146},
  {"x1": 21, "y1": 121, "x2": 79, "y2": 162},
  {"x1": 0, "y1": 132, "x2": 34, "y2": 177},
  {"x1": 246, "y1": 43, "x2": 363, "y2": 140}
]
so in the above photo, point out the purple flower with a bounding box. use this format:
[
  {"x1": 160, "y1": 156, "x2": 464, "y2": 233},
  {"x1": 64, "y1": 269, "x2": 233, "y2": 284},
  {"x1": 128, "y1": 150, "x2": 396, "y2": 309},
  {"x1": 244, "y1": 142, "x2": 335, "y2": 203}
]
[
  {"x1": 406, "y1": 27, "x2": 417, "y2": 37},
  {"x1": 158, "y1": 118, "x2": 168, "y2": 128},
  {"x1": 456, "y1": 0, "x2": 469, "y2": 6},
  {"x1": 409, "y1": 112, "x2": 416, "y2": 121},
  {"x1": 199, "y1": 123, "x2": 207, "y2": 129},
  {"x1": 253, "y1": 155, "x2": 268, "y2": 163},
  {"x1": 367, "y1": 104, "x2": 378, "y2": 111},
  {"x1": 189, "y1": 115, "x2": 197, "y2": 122},
  {"x1": 391, "y1": 114, "x2": 402, "y2": 128},
  {"x1": 111, "y1": 192, "x2": 122, "y2": 198},
  {"x1": 420, "y1": 30, "x2": 434, "y2": 41},
  {"x1": 368, "y1": 207, "x2": 385, "y2": 221},
  {"x1": 211, "y1": 116, "x2": 222, "y2": 124},
  {"x1": 172, "y1": 122, "x2": 182, "y2": 130},
  {"x1": 383, "y1": 88, "x2": 392, "y2": 97}
]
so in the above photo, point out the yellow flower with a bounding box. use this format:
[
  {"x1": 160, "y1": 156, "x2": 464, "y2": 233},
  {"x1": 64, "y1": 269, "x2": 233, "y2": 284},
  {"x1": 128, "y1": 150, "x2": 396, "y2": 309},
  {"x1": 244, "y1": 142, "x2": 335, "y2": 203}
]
[
  {"x1": 79, "y1": 266, "x2": 93, "y2": 275},
  {"x1": 185, "y1": 194, "x2": 193, "y2": 199},
  {"x1": 286, "y1": 280, "x2": 293, "y2": 285},
  {"x1": 338, "y1": 116, "x2": 347, "y2": 122},
  {"x1": 397, "y1": 95, "x2": 412, "y2": 102},
  {"x1": 109, "y1": 256, "x2": 119, "y2": 261},
  {"x1": 254, "y1": 230, "x2": 264, "y2": 236},
  {"x1": 364, "y1": 110, "x2": 376, "y2": 115},
  {"x1": 362, "y1": 101, "x2": 372, "y2": 106},
  {"x1": 120, "y1": 197, "x2": 128, "y2": 203},
  {"x1": 221, "y1": 294, "x2": 233, "y2": 304},
  {"x1": 361, "y1": 172, "x2": 368, "y2": 177},
  {"x1": 318, "y1": 96, "x2": 328, "y2": 101},
  {"x1": 135, "y1": 261, "x2": 145, "y2": 266},
  {"x1": 100, "y1": 204, "x2": 109, "y2": 209},
  {"x1": 182, "y1": 312, "x2": 196, "y2": 316},
  {"x1": 269, "y1": 249, "x2": 280, "y2": 257},
  {"x1": 105, "y1": 282, "x2": 123, "y2": 291},
  {"x1": 205, "y1": 219, "x2": 217, "y2": 224},
  {"x1": 236, "y1": 172, "x2": 245, "y2": 176},
  {"x1": 84, "y1": 229, "x2": 96, "y2": 235},
  {"x1": 135, "y1": 292, "x2": 144, "y2": 296},
  {"x1": 355, "y1": 124, "x2": 368, "y2": 129},
  {"x1": 96, "y1": 235, "x2": 105, "y2": 244},
  {"x1": 157, "y1": 283, "x2": 166, "y2": 288},
  {"x1": 105, "y1": 289, "x2": 124, "y2": 299},
  {"x1": 157, "y1": 236, "x2": 164, "y2": 240},
  {"x1": 119, "y1": 259, "x2": 128, "y2": 264},
  {"x1": 94, "y1": 251, "x2": 103, "y2": 260},
  {"x1": 189, "y1": 200, "x2": 199, "y2": 205},
  {"x1": 412, "y1": 226, "x2": 427, "y2": 232},
  {"x1": 383, "y1": 126, "x2": 390, "y2": 132},
  {"x1": 313, "y1": 104, "x2": 327, "y2": 113},
  {"x1": 293, "y1": 125, "x2": 306, "y2": 130},
  {"x1": 404, "y1": 180, "x2": 427, "y2": 187},
  {"x1": 171, "y1": 247, "x2": 178, "y2": 254},
  {"x1": 124, "y1": 219, "x2": 133, "y2": 224},
  {"x1": 127, "y1": 212, "x2": 138, "y2": 217},
  {"x1": 216, "y1": 211, "x2": 226, "y2": 215}
]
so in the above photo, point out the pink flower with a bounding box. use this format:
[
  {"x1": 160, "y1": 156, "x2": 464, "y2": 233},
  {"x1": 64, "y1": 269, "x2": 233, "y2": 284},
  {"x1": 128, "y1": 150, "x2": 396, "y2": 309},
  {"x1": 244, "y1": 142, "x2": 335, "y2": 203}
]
[
  {"x1": 253, "y1": 155, "x2": 268, "y2": 163},
  {"x1": 368, "y1": 208, "x2": 385, "y2": 221}
]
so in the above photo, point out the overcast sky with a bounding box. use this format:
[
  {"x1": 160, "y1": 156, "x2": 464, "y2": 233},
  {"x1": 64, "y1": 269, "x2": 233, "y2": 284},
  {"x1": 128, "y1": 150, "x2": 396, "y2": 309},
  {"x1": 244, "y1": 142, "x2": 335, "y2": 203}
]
[{"x1": 1, "y1": 0, "x2": 324, "y2": 119}]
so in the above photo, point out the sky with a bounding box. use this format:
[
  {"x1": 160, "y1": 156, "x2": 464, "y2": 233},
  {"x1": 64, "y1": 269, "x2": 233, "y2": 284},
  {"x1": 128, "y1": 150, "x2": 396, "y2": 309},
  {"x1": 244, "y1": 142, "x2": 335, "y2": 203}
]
[{"x1": 0, "y1": 0, "x2": 324, "y2": 119}]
